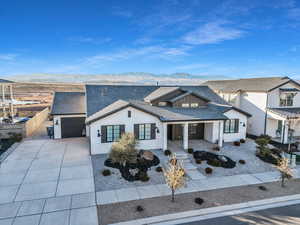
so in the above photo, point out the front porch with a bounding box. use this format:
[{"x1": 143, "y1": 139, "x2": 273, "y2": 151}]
[
  {"x1": 162, "y1": 121, "x2": 224, "y2": 151},
  {"x1": 168, "y1": 139, "x2": 215, "y2": 153}
]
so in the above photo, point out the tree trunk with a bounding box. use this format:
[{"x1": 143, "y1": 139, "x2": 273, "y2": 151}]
[{"x1": 171, "y1": 189, "x2": 175, "y2": 202}]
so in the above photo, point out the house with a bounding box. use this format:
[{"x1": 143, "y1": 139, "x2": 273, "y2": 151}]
[
  {"x1": 51, "y1": 85, "x2": 251, "y2": 155},
  {"x1": 203, "y1": 77, "x2": 300, "y2": 144}
]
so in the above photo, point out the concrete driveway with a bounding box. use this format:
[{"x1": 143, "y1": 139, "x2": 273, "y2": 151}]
[{"x1": 0, "y1": 138, "x2": 98, "y2": 225}]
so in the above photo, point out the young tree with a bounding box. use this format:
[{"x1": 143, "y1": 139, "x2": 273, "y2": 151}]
[
  {"x1": 276, "y1": 157, "x2": 293, "y2": 187},
  {"x1": 163, "y1": 154, "x2": 186, "y2": 202}
]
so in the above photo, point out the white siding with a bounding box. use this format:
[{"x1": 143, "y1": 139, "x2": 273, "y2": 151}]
[
  {"x1": 89, "y1": 106, "x2": 163, "y2": 155},
  {"x1": 223, "y1": 109, "x2": 247, "y2": 142},
  {"x1": 240, "y1": 92, "x2": 267, "y2": 136},
  {"x1": 266, "y1": 118, "x2": 279, "y2": 138},
  {"x1": 204, "y1": 122, "x2": 219, "y2": 143},
  {"x1": 53, "y1": 114, "x2": 86, "y2": 139}
]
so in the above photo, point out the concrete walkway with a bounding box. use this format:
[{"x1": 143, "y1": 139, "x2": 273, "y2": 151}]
[
  {"x1": 96, "y1": 167, "x2": 300, "y2": 205},
  {"x1": 0, "y1": 138, "x2": 98, "y2": 225}
]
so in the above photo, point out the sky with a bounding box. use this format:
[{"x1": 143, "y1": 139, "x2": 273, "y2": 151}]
[{"x1": 1, "y1": 0, "x2": 300, "y2": 79}]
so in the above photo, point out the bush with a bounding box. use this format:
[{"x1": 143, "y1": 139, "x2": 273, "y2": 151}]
[
  {"x1": 212, "y1": 146, "x2": 220, "y2": 151},
  {"x1": 255, "y1": 137, "x2": 272, "y2": 158},
  {"x1": 102, "y1": 169, "x2": 111, "y2": 176},
  {"x1": 164, "y1": 150, "x2": 172, "y2": 156},
  {"x1": 194, "y1": 197, "x2": 204, "y2": 205},
  {"x1": 205, "y1": 167, "x2": 213, "y2": 174},
  {"x1": 8, "y1": 132, "x2": 22, "y2": 142},
  {"x1": 240, "y1": 139, "x2": 246, "y2": 143},
  {"x1": 258, "y1": 185, "x2": 267, "y2": 191},
  {"x1": 208, "y1": 159, "x2": 222, "y2": 167},
  {"x1": 187, "y1": 148, "x2": 194, "y2": 154},
  {"x1": 234, "y1": 141, "x2": 240, "y2": 146},
  {"x1": 155, "y1": 166, "x2": 163, "y2": 172},
  {"x1": 139, "y1": 172, "x2": 150, "y2": 182},
  {"x1": 136, "y1": 205, "x2": 144, "y2": 212},
  {"x1": 239, "y1": 159, "x2": 246, "y2": 165},
  {"x1": 195, "y1": 159, "x2": 202, "y2": 164}
]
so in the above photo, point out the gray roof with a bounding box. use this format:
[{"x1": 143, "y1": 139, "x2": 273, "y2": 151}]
[
  {"x1": 268, "y1": 107, "x2": 300, "y2": 118},
  {"x1": 86, "y1": 99, "x2": 230, "y2": 124},
  {"x1": 85, "y1": 85, "x2": 229, "y2": 117},
  {"x1": 51, "y1": 92, "x2": 86, "y2": 115},
  {"x1": 203, "y1": 77, "x2": 299, "y2": 92}
]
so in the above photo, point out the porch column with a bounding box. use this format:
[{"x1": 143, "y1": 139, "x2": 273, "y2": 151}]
[
  {"x1": 163, "y1": 123, "x2": 168, "y2": 151},
  {"x1": 280, "y1": 120, "x2": 285, "y2": 143},
  {"x1": 283, "y1": 120, "x2": 289, "y2": 144},
  {"x1": 183, "y1": 122, "x2": 189, "y2": 150},
  {"x1": 218, "y1": 121, "x2": 224, "y2": 148}
]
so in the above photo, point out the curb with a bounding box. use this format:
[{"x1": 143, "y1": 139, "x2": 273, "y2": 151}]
[
  {"x1": 109, "y1": 194, "x2": 300, "y2": 225},
  {"x1": 0, "y1": 142, "x2": 20, "y2": 164}
]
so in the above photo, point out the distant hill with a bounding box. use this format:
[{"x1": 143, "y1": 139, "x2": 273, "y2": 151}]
[{"x1": 6, "y1": 73, "x2": 229, "y2": 85}]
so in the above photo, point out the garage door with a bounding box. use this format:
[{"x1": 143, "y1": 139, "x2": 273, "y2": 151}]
[{"x1": 61, "y1": 117, "x2": 86, "y2": 138}]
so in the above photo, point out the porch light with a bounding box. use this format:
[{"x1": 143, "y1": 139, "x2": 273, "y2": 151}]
[
  {"x1": 55, "y1": 120, "x2": 59, "y2": 125},
  {"x1": 155, "y1": 126, "x2": 160, "y2": 133},
  {"x1": 97, "y1": 130, "x2": 101, "y2": 137}
]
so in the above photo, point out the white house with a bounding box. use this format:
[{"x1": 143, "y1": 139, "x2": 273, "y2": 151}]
[
  {"x1": 51, "y1": 85, "x2": 250, "y2": 155},
  {"x1": 204, "y1": 77, "x2": 300, "y2": 144}
]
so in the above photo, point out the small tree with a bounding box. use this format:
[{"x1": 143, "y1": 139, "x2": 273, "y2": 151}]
[
  {"x1": 255, "y1": 136, "x2": 271, "y2": 157},
  {"x1": 109, "y1": 133, "x2": 138, "y2": 166},
  {"x1": 276, "y1": 157, "x2": 293, "y2": 187},
  {"x1": 163, "y1": 154, "x2": 186, "y2": 202}
]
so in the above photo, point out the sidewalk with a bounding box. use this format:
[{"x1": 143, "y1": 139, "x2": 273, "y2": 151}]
[{"x1": 96, "y1": 167, "x2": 300, "y2": 205}]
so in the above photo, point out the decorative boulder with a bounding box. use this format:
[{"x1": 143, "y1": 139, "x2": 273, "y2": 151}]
[{"x1": 140, "y1": 150, "x2": 154, "y2": 161}]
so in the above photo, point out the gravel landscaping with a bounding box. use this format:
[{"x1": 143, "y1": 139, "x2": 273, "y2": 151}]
[
  {"x1": 187, "y1": 139, "x2": 276, "y2": 177},
  {"x1": 98, "y1": 179, "x2": 300, "y2": 225},
  {"x1": 92, "y1": 150, "x2": 170, "y2": 192}
]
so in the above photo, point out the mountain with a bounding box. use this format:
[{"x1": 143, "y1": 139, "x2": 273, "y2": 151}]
[{"x1": 6, "y1": 73, "x2": 229, "y2": 85}]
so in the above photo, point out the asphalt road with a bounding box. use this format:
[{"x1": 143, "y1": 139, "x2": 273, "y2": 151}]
[{"x1": 180, "y1": 203, "x2": 300, "y2": 225}]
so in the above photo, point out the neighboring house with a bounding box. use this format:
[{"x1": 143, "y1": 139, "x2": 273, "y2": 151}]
[
  {"x1": 204, "y1": 77, "x2": 300, "y2": 144},
  {"x1": 51, "y1": 85, "x2": 250, "y2": 155}
]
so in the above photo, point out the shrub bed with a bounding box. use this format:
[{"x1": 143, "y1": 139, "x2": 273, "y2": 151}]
[{"x1": 193, "y1": 151, "x2": 236, "y2": 168}]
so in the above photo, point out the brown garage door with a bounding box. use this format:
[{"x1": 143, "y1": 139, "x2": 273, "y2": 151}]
[{"x1": 61, "y1": 117, "x2": 86, "y2": 138}]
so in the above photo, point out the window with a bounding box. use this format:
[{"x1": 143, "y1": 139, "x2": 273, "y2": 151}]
[
  {"x1": 128, "y1": 110, "x2": 131, "y2": 118},
  {"x1": 182, "y1": 103, "x2": 190, "y2": 108},
  {"x1": 134, "y1": 123, "x2": 155, "y2": 140},
  {"x1": 224, "y1": 119, "x2": 239, "y2": 133},
  {"x1": 280, "y1": 93, "x2": 294, "y2": 106},
  {"x1": 102, "y1": 125, "x2": 124, "y2": 143},
  {"x1": 276, "y1": 120, "x2": 283, "y2": 136},
  {"x1": 158, "y1": 102, "x2": 167, "y2": 106},
  {"x1": 191, "y1": 103, "x2": 199, "y2": 108}
]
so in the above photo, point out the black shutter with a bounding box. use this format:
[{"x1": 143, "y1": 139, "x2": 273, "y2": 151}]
[
  {"x1": 134, "y1": 124, "x2": 139, "y2": 139},
  {"x1": 101, "y1": 126, "x2": 107, "y2": 143},
  {"x1": 151, "y1": 123, "x2": 156, "y2": 139},
  {"x1": 235, "y1": 119, "x2": 239, "y2": 133},
  {"x1": 120, "y1": 125, "x2": 125, "y2": 136}
]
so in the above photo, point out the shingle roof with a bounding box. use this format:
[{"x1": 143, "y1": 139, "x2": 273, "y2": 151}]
[
  {"x1": 268, "y1": 107, "x2": 300, "y2": 118},
  {"x1": 51, "y1": 92, "x2": 86, "y2": 115},
  {"x1": 85, "y1": 85, "x2": 229, "y2": 117},
  {"x1": 203, "y1": 77, "x2": 299, "y2": 92}
]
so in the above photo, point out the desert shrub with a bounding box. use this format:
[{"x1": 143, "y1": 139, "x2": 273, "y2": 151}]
[
  {"x1": 155, "y1": 166, "x2": 163, "y2": 172},
  {"x1": 109, "y1": 133, "x2": 138, "y2": 165},
  {"x1": 240, "y1": 139, "x2": 246, "y2": 143},
  {"x1": 239, "y1": 159, "x2": 246, "y2": 164},
  {"x1": 139, "y1": 172, "x2": 150, "y2": 182},
  {"x1": 234, "y1": 141, "x2": 240, "y2": 146},
  {"x1": 212, "y1": 146, "x2": 220, "y2": 151},
  {"x1": 187, "y1": 148, "x2": 194, "y2": 154},
  {"x1": 258, "y1": 185, "x2": 267, "y2": 191},
  {"x1": 8, "y1": 132, "x2": 22, "y2": 142},
  {"x1": 255, "y1": 137, "x2": 271, "y2": 157},
  {"x1": 205, "y1": 167, "x2": 213, "y2": 174},
  {"x1": 195, "y1": 159, "x2": 202, "y2": 164},
  {"x1": 136, "y1": 205, "x2": 144, "y2": 212},
  {"x1": 102, "y1": 169, "x2": 111, "y2": 176},
  {"x1": 164, "y1": 150, "x2": 172, "y2": 156},
  {"x1": 208, "y1": 159, "x2": 222, "y2": 167},
  {"x1": 194, "y1": 197, "x2": 204, "y2": 205}
]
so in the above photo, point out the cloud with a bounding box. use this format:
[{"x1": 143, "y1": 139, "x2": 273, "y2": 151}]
[
  {"x1": 182, "y1": 21, "x2": 245, "y2": 45},
  {"x1": 288, "y1": 8, "x2": 300, "y2": 21},
  {"x1": 0, "y1": 54, "x2": 18, "y2": 61},
  {"x1": 84, "y1": 45, "x2": 189, "y2": 64},
  {"x1": 67, "y1": 37, "x2": 112, "y2": 44},
  {"x1": 112, "y1": 7, "x2": 132, "y2": 18},
  {"x1": 174, "y1": 63, "x2": 210, "y2": 70}
]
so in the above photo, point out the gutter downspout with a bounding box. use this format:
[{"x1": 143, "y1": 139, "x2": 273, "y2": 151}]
[{"x1": 264, "y1": 92, "x2": 269, "y2": 135}]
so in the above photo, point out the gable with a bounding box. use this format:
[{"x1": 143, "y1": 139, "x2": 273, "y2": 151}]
[{"x1": 171, "y1": 93, "x2": 208, "y2": 107}]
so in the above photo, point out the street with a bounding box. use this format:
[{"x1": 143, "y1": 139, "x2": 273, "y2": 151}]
[{"x1": 180, "y1": 203, "x2": 300, "y2": 225}]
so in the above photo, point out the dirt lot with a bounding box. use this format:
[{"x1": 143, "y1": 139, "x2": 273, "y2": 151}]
[{"x1": 98, "y1": 179, "x2": 300, "y2": 225}]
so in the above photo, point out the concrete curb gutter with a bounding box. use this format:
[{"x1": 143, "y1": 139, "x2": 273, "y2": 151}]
[
  {"x1": 0, "y1": 142, "x2": 20, "y2": 163},
  {"x1": 109, "y1": 194, "x2": 300, "y2": 225}
]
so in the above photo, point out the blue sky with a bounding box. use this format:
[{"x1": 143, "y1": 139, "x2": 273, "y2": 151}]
[{"x1": 1, "y1": 0, "x2": 300, "y2": 79}]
